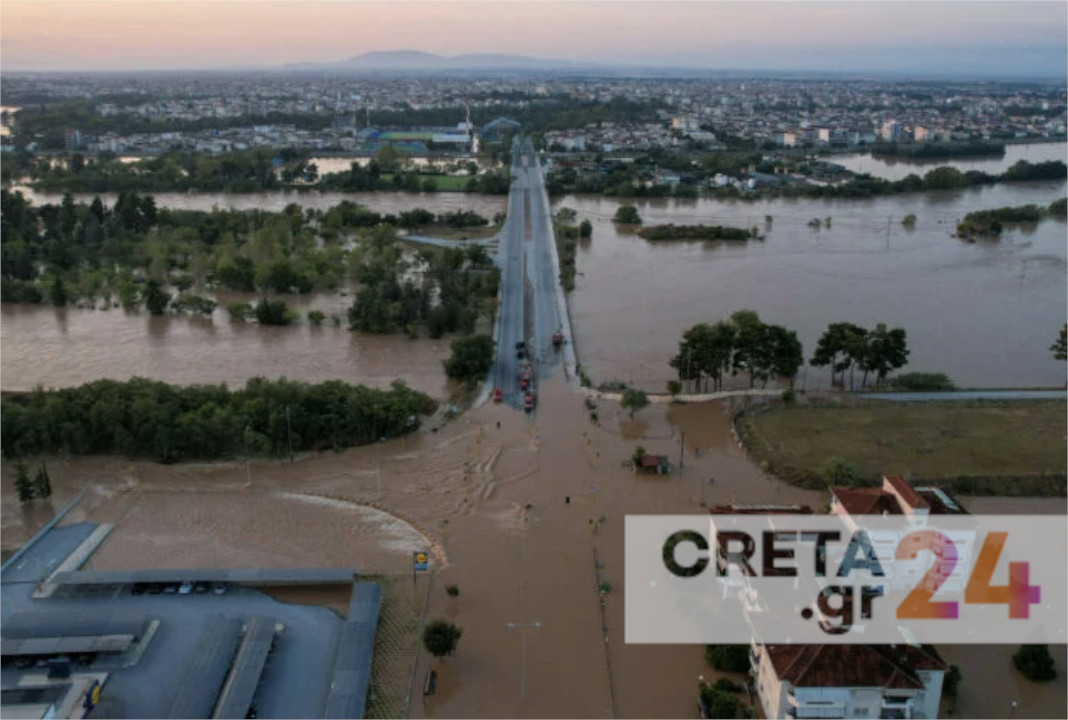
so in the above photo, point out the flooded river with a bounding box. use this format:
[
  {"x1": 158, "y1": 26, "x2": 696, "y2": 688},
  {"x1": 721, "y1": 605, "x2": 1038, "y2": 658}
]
[
  {"x1": 0, "y1": 300, "x2": 453, "y2": 398},
  {"x1": 831, "y1": 141, "x2": 1067, "y2": 181},
  {"x1": 562, "y1": 178, "x2": 1067, "y2": 391}
]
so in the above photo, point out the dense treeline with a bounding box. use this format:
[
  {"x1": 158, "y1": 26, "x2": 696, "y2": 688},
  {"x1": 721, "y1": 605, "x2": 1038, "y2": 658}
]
[
  {"x1": 637, "y1": 224, "x2": 754, "y2": 241},
  {"x1": 26, "y1": 149, "x2": 305, "y2": 193},
  {"x1": 346, "y1": 225, "x2": 499, "y2": 337},
  {"x1": 670, "y1": 311, "x2": 804, "y2": 391},
  {"x1": 11, "y1": 100, "x2": 335, "y2": 149},
  {"x1": 0, "y1": 377, "x2": 436, "y2": 462},
  {"x1": 0, "y1": 191, "x2": 498, "y2": 332},
  {"x1": 956, "y1": 204, "x2": 1043, "y2": 238}
]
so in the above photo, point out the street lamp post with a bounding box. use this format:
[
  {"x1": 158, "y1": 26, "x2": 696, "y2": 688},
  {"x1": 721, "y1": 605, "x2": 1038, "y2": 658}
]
[{"x1": 506, "y1": 621, "x2": 541, "y2": 701}]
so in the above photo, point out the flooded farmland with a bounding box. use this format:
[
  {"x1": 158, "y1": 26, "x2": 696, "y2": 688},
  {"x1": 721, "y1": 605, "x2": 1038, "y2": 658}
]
[{"x1": 561, "y1": 178, "x2": 1067, "y2": 391}]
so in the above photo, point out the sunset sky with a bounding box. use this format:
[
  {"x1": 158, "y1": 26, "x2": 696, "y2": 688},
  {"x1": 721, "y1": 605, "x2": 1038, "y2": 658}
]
[{"x1": 2, "y1": 1, "x2": 1066, "y2": 76}]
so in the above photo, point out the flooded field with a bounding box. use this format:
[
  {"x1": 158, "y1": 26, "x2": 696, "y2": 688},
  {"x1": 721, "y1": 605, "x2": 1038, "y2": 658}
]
[
  {"x1": 0, "y1": 301, "x2": 453, "y2": 397},
  {"x1": 832, "y1": 141, "x2": 1067, "y2": 182},
  {"x1": 562, "y1": 178, "x2": 1067, "y2": 391}
]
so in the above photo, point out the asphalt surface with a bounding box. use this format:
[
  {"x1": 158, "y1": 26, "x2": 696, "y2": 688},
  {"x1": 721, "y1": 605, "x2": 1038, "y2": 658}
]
[{"x1": 489, "y1": 138, "x2": 567, "y2": 410}]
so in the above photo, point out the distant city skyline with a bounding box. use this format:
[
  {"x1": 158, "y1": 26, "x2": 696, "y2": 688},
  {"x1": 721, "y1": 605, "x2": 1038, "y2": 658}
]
[{"x1": 2, "y1": 1, "x2": 1066, "y2": 78}]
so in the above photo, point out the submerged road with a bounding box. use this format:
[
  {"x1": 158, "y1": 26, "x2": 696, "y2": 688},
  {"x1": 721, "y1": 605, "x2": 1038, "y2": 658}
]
[{"x1": 487, "y1": 137, "x2": 575, "y2": 410}]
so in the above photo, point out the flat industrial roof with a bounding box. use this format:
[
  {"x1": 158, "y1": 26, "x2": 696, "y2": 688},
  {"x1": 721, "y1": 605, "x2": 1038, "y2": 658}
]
[
  {"x1": 211, "y1": 617, "x2": 278, "y2": 719},
  {"x1": 2, "y1": 610, "x2": 150, "y2": 640},
  {"x1": 53, "y1": 567, "x2": 356, "y2": 586},
  {"x1": 1, "y1": 634, "x2": 134, "y2": 657},
  {"x1": 323, "y1": 583, "x2": 382, "y2": 719},
  {"x1": 1, "y1": 524, "x2": 97, "y2": 584},
  {"x1": 165, "y1": 615, "x2": 245, "y2": 719}
]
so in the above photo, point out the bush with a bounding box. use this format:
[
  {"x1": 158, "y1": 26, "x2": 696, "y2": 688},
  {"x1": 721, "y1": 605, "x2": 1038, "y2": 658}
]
[
  {"x1": 705, "y1": 645, "x2": 750, "y2": 673},
  {"x1": 819, "y1": 456, "x2": 861, "y2": 486},
  {"x1": 443, "y1": 334, "x2": 494, "y2": 382},
  {"x1": 227, "y1": 302, "x2": 253, "y2": 322},
  {"x1": 621, "y1": 388, "x2": 649, "y2": 417},
  {"x1": 255, "y1": 299, "x2": 294, "y2": 326},
  {"x1": 713, "y1": 677, "x2": 743, "y2": 693},
  {"x1": 888, "y1": 372, "x2": 955, "y2": 391},
  {"x1": 1014, "y1": 644, "x2": 1057, "y2": 682},
  {"x1": 613, "y1": 204, "x2": 643, "y2": 224},
  {"x1": 782, "y1": 388, "x2": 797, "y2": 404},
  {"x1": 423, "y1": 619, "x2": 463, "y2": 659},
  {"x1": 445, "y1": 584, "x2": 459, "y2": 597},
  {"x1": 307, "y1": 310, "x2": 326, "y2": 327},
  {"x1": 699, "y1": 687, "x2": 739, "y2": 719}
]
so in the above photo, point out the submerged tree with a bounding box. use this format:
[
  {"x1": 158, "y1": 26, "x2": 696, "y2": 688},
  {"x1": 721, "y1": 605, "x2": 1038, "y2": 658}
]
[
  {"x1": 423, "y1": 619, "x2": 463, "y2": 660},
  {"x1": 1052, "y1": 324, "x2": 1067, "y2": 362}
]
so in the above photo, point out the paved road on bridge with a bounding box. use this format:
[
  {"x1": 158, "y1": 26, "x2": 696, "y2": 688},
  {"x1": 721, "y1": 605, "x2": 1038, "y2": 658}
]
[{"x1": 488, "y1": 137, "x2": 568, "y2": 410}]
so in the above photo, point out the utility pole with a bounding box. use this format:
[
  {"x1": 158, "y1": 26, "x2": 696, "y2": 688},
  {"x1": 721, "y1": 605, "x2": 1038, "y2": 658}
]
[
  {"x1": 243, "y1": 425, "x2": 252, "y2": 489},
  {"x1": 505, "y1": 621, "x2": 541, "y2": 701},
  {"x1": 286, "y1": 405, "x2": 293, "y2": 462}
]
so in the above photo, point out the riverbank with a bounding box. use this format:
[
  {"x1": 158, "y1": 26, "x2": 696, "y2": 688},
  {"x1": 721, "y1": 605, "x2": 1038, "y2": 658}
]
[{"x1": 735, "y1": 399, "x2": 1067, "y2": 495}]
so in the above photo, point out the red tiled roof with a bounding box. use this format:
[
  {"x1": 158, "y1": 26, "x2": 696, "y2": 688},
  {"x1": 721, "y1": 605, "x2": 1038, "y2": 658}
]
[
  {"x1": 708, "y1": 505, "x2": 814, "y2": 515},
  {"x1": 766, "y1": 644, "x2": 945, "y2": 689},
  {"x1": 832, "y1": 487, "x2": 903, "y2": 516},
  {"x1": 885, "y1": 475, "x2": 928, "y2": 511}
]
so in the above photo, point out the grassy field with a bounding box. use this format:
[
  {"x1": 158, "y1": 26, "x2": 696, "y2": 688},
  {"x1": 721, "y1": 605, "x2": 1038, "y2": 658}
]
[
  {"x1": 411, "y1": 224, "x2": 498, "y2": 240},
  {"x1": 380, "y1": 173, "x2": 471, "y2": 191},
  {"x1": 740, "y1": 400, "x2": 1067, "y2": 494}
]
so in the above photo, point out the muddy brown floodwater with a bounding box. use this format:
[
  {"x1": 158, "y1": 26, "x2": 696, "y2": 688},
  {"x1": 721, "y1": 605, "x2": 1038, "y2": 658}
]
[
  {"x1": 0, "y1": 301, "x2": 455, "y2": 397},
  {"x1": 562, "y1": 177, "x2": 1067, "y2": 392},
  {"x1": 1, "y1": 190, "x2": 506, "y2": 396},
  {"x1": 1, "y1": 375, "x2": 834, "y2": 719},
  {"x1": 3, "y1": 384, "x2": 1066, "y2": 718}
]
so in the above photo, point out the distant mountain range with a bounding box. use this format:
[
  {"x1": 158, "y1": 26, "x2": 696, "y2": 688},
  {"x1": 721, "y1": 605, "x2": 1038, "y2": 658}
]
[{"x1": 279, "y1": 50, "x2": 597, "y2": 73}]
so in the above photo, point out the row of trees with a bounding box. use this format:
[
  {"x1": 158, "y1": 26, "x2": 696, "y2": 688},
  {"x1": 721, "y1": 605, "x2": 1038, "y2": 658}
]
[
  {"x1": 669, "y1": 311, "x2": 805, "y2": 392},
  {"x1": 810, "y1": 322, "x2": 910, "y2": 389},
  {"x1": 668, "y1": 315, "x2": 911, "y2": 393},
  {"x1": 0, "y1": 377, "x2": 436, "y2": 463}
]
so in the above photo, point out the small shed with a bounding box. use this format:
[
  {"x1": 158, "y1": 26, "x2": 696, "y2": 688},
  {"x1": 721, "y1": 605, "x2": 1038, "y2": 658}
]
[{"x1": 636, "y1": 455, "x2": 672, "y2": 476}]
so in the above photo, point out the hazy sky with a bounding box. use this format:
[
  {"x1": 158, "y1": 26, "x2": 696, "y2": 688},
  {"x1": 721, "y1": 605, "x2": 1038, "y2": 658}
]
[{"x1": 2, "y1": 1, "x2": 1066, "y2": 77}]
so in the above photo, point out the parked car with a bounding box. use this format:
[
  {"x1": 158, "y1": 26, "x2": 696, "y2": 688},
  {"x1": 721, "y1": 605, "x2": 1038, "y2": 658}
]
[{"x1": 178, "y1": 581, "x2": 193, "y2": 595}]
